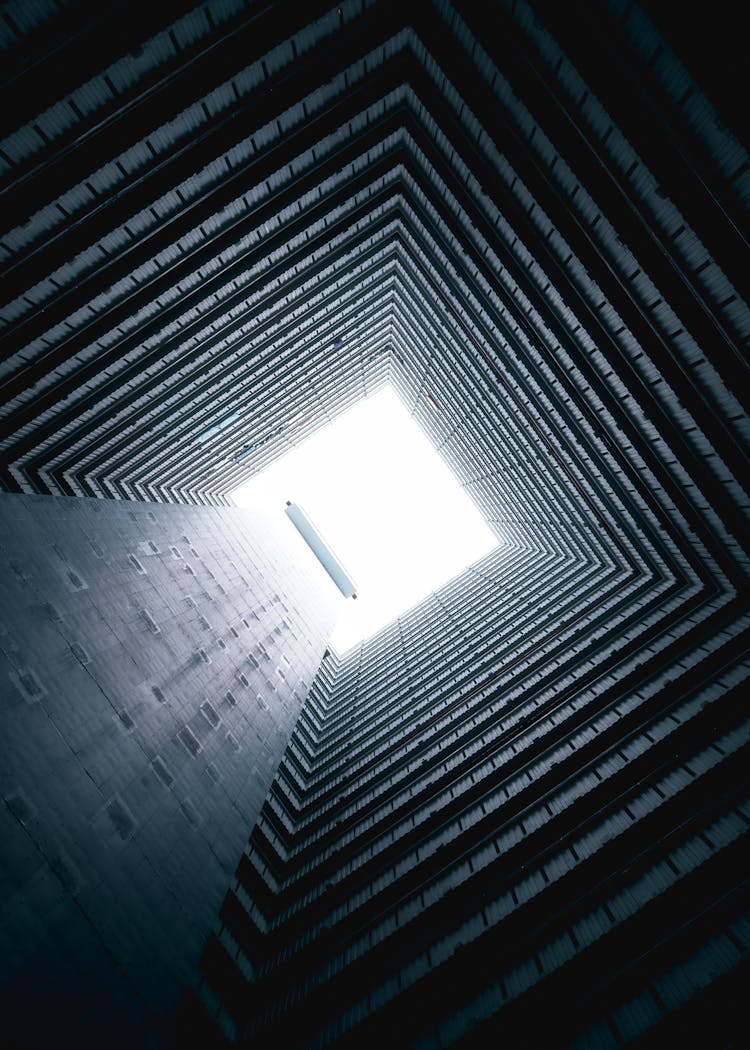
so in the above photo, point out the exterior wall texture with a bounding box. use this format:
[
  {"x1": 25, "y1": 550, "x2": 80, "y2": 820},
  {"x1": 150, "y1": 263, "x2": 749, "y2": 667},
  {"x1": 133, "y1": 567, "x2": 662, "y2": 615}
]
[
  {"x1": 0, "y1": 0, "x2": 748, "y2": 1047},
  {"x1": 0, "y1": 493, "x2": 339, "y2": 1048},
  {"x1": 209, "y1": 544, "x2": 748, "y2": 1048}
]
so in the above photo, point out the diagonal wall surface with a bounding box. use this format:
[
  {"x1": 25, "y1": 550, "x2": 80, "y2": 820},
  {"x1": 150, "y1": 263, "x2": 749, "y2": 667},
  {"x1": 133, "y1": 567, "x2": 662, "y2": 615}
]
[
  {"x1": 0, "y1": 0, "x2": 748, "y2": 1047},
  {"x1": 0, "y1": 495, "x2": 340, "y2": 1048}
]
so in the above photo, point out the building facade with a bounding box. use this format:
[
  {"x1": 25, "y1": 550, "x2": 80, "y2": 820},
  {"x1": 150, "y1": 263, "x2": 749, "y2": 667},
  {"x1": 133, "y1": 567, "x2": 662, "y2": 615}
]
[
  {"x1": 198, "y1": 541, "x2": 748, "y2": 1046},
  {"x1": 0, "y1": 0, "x2": 748, "y2": 1046},
  {"x1": 0, "y1": 495, "x2": 341, "y2": 1047}
]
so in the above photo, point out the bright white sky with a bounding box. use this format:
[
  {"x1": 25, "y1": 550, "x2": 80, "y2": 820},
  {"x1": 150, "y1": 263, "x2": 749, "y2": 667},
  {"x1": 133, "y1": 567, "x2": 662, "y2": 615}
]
[{"x1": 232, "y1": 385, "x2": 497, "y2": 652}]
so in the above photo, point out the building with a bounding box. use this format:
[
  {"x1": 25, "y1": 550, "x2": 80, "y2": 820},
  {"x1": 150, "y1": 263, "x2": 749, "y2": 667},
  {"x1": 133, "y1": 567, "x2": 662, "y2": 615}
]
[
  {"x1": 0, "y1": 493, "x2": 344, "y2": 1047},
  {"x1": 0, "y1": 1, "x2": 747, "y2": 1047}
]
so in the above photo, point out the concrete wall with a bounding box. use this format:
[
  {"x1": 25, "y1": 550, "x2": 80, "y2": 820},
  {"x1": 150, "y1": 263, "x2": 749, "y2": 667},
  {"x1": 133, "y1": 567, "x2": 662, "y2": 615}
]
[{"x1": 0, "y1": 493, "x2": 340, "y2": 1048}]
